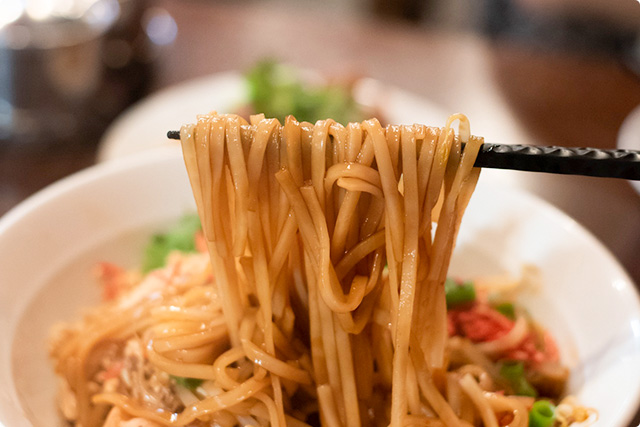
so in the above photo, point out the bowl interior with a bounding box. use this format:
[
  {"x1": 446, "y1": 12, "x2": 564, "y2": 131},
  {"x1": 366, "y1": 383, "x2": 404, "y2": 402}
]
[{"x1": 1, "y1": 149, "x2": 639, "y2": 426}]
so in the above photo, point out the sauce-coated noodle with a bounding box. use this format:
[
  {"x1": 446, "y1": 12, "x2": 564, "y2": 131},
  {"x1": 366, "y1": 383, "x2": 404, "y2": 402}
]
[
  {"x1": 179, "y1": 113, "x2": 483, "y2": 426},
  {"x1": 50, "y1": 114, "x2": 594, "y2": 427}
]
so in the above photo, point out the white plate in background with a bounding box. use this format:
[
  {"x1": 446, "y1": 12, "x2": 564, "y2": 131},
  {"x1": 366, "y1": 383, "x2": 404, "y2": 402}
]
[
  {"x1": 0, "y1": 150, "x2": 639, "y2": 426},
  {"x1": 617, "y1": 104, "x2": 640, "y2": 195},
  {"x1": 97, "y1": 72, "x2": 450, "y2": 162}
]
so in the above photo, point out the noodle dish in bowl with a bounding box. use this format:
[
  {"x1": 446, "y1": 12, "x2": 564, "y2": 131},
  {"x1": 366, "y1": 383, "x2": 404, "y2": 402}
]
[{"x1": 0, "y1": 114, "x2": 639, "y2": 427}]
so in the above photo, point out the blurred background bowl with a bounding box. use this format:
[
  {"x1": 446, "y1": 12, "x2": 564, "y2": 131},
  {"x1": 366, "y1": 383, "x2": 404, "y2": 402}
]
[{"x1": 617, "y1": 103, "x2": 640, "y2": 195}]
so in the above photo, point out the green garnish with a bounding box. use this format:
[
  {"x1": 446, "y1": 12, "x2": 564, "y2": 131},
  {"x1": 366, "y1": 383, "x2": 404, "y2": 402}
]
[
  {"x1": 500, "y1": 360, "x2": 538, "y2": 397},
  {"x1": 245, "y1": 59, "x2": 364, "y2": 124},
  {"x1": 171, "y1": 375, "x2": 203, "y2": 391},
  {"x1": 142, "y1": 214, "x2": 202, "y2": 273},
  {"x1": 528, "y1": 400, "x2": 556, "y2": 427},
  {"x1": 495, "y1": 302, "x2": 516, "y2": 319},
  {"x1": 444, "y1": 278, "x2": 476, "y2": 308}
]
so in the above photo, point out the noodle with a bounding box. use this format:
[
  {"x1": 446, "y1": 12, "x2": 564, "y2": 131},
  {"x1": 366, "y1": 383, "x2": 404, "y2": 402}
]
[{"x1": 50, "y1": 113, "x2": 590, "y2": 427}]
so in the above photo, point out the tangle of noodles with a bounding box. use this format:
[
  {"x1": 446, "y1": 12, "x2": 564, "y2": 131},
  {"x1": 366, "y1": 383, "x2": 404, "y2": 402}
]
[{"x1": 50, "y1": 113, "x2": 594, "y2": 427}]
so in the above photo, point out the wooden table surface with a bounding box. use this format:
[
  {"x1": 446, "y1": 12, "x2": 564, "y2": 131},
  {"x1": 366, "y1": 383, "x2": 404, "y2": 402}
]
[{"x1": 2, "y1": 1, "x2": 640, "y2": 422}]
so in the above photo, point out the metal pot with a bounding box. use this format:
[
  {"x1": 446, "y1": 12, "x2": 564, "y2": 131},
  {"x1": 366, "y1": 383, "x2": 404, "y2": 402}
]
[{"x1": 0, "y1": 0, "x2": 173, "y2": 145}]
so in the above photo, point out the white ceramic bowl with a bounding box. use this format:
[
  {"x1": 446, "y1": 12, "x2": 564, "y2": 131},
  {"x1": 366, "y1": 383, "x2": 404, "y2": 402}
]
[
  {"x1": 96, "y1": 72, "x2": 450, "y2": 162},
  {"x1": 1, "y1": 149, "x2": 640, "y2": 426}
]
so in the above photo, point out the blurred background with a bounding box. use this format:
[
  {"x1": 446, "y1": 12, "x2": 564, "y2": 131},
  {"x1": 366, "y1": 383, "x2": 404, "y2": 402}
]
[
  {"x1": 1, "y1": 0, "x2": 640, "y2": 309},
  {"x1": 2, "y1": 0, "x2": 639, "y2": 198},
  {"x1": 1, "y1": 0, "x2": 640, "y2": 422}
]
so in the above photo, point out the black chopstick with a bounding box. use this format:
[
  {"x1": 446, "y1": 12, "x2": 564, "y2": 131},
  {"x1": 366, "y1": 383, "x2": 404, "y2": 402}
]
[{"x1": 166, "y1": 131, "x2": 640, "y2": 180}]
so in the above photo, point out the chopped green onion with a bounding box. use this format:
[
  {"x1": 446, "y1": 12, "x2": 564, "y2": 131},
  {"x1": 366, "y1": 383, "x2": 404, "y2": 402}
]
[
  {"x1": 142, "y1": 214, "x2": 202, "y2": 273},
  {"x1": 500, "y1": 361, "x2": 538, "y2": 397},
  {"x1": 171, "y1": 375, "x2": 203, "y2": 391},
  {"x1": 495, "y1": 302, "x2": 516, "y2": 319},
  {"x1": 529, "y1": 400, "x2": 556, "y2": 427},
  {"x1": 445, "y1": 278, "x2": 476, "y2": 308}
]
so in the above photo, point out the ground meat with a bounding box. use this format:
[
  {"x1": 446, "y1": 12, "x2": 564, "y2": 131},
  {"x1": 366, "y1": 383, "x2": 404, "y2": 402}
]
[{"x1": 118, "y1": 339, "x2": 183, "y2": 413}]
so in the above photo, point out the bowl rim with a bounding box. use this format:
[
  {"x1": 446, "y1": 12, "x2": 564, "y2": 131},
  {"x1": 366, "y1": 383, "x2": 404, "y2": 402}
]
[{"x1": 0, "y1": 147, "x2": 182, "y2": 236}]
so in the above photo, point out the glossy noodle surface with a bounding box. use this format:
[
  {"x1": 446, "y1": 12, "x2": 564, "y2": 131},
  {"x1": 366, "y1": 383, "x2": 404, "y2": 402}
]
[{"x1": 50, "y1": 114, "x2": 594, "y2": 427}]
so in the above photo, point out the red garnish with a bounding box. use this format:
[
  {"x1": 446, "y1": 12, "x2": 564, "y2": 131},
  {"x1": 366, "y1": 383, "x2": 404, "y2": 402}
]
[
  {"x1": 95, "y1": 262, "x2": 127, "y2": 301},
  {"x1": 449, "y1": 303, "x2": 561, "y2": 364},
  {"x1": 448, "y1": 305, "x2": 514, "y2": 342},
  {"x1": 97, "y1": 361, "x2": 123, "y2": 381},
  {"x1": 504, "y1": 331, "x2": 560, "y2": 363},
  {"x1": 195, "y1": 231, "x2": 208, "y2": 253}
]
